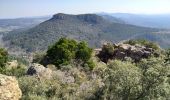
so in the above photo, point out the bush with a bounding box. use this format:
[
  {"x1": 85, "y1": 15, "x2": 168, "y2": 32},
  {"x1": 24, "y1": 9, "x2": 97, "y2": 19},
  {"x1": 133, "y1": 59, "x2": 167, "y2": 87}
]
[
  {"x1": 99, "y1": 60, "x2": 140, "y2": 100},
  {"x1": 76, "y1": 41, "x2": 92, "y2": 62},
  {"x1": 0, "y1": 48, "x2": 8, "y2": 74},
  {"x1": 18, "y1": 71, "x2": 100, "y2": 99},
  {"x1": 0, "y1": 48, "x2": 8, "y2": 67},
  {"x1": 125, "y1": 39, "x2": 159, "y2": 50},
  {"x1": 19, "y1": 76, "x2": 52, "y2": 99},
  {"x1": 3, "y1": 65, "x2": 26, "y2": 77},
  {"x1": 94, "y1": 57, "x2": 170, "y2": 100},
  {"x1": 165, "y1": 49, "x2": 170, "y2": 64},
  {"x1": 45, "y1": 38, "x2": 93, "y2": 69},
  {"x1": 32, "y1": 52, "x2": 46, "y2": 63},
  {"x1": 84, "y1": 60, "x2": 95, "y2": 70},
  {"x1": 46, "y1": 38, "x2": 77, "y2": 66},
  {"x1": 0, "y1": 49, "x2": 27, "y2": 77}
]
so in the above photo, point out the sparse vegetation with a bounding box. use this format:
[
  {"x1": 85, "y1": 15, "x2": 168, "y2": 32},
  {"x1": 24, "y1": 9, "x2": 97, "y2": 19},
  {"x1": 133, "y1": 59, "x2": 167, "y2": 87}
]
[
  {"x1": 124, "y1": 39, "x2": 160, "y2": 50},
  {"x1": 1, "y1": 38, "x2": 170, "y2": 100},
  {"x1": 94, "y1": 58, "x2": 170, "y2": 100},
  {"x1": 0, "y1": 48, "x2": 27, "y2": 77}
]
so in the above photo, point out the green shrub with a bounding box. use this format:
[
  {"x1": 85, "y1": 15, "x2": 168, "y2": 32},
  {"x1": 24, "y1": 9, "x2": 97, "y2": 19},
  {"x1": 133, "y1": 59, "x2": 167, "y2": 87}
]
[
  {"x1": 100, "y1": 60, "x2": 140, "y2": 100},
  {"x1": 46, "y1": 38, "x2": 77, "y2": 66},
  {"x1": 0, "y1": 48, "x2": 8, "y2": 74},
  {"x1": 94, "y1": 57, "x2": 170, "y2": 100},
  {"x1": 84, "y1": 60, "x2": 95, "y2": 70},
  {"x1": 76, "y1": 41, "x2": 92, "y2": 62},
  {"x1": 0, "y1": 48, "x2": 8, "y2": 67},
  {"x1": 125, "y1": 39, "x2": 159, "y2": 50},
  {"x1": 165, "y1": 49, "x2": 170, "y2": 64},
  {"x1": 18, "y1": 76, "x2": 61, "y2": 99},
  {"x1": 4, "y1": 65, "x2": 26, "y2": 77},
  {"x1": 32, "y1": 52, "x2": 46, "y2": 63},
  {"x1": 124, "y1": 39, "x2": 137, "y2": 45},
  {"x1": 45, "y1": 38, "x2": 93, "y2": 69}
]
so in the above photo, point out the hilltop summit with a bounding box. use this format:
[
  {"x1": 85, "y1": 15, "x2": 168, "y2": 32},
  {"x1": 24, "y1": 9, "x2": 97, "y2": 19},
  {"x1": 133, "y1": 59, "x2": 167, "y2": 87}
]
[
  {"x1": 50, "y1": 13, "x2": 105, "y2": 24},
  {"x1": 3, "y1": 13, "x2": 157, "y2": 52}
]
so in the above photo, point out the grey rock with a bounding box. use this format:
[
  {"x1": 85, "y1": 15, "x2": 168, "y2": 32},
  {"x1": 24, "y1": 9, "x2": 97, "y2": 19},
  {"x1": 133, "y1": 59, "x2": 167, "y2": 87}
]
[{"x1": 27, "y1": 63, "x2": 52, "y2": 79}]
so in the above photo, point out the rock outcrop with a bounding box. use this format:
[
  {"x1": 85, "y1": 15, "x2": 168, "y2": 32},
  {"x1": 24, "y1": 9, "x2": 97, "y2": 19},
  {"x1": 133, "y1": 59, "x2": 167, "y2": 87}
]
[
  {"x1": 27, "y1": 63, "x2": 52, "y2": 79},
  {"x1": 114, "y1": 43, "x2": 153, "y2": 60},
  {"x1": 6, "y1": 60, "x2": 18, "y2": 70},
  {"x1": 98, "y1": 43, "x2": 157, "y2": 63},
  {"x1": 52, "y1": 13, "x2": 104, "y2": 24},
  {"x1": 0, "y1": 74, "x2": 22, "y2": 100}
]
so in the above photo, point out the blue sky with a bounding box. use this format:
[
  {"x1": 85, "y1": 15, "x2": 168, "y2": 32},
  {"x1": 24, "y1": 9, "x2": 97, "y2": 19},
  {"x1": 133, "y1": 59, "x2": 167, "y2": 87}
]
[{"x1": 1, "y1": 0, "x2": 170, "y2": 18}]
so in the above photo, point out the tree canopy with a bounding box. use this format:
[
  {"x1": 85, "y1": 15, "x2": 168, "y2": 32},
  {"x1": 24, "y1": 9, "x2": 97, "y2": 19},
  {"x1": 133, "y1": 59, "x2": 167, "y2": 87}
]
[
  {"x1": 46, "y1": 38, "x2": 93, "y2": 68},
  {"x1": 0, "y1": 48, "x2": 8, "y2": 67}
]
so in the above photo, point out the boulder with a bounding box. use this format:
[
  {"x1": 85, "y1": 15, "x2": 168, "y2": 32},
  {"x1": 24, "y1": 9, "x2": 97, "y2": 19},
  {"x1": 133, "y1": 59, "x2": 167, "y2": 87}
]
[
  {"x1": 129, "y1": 46, "x2": 136, "y2": 51},
  {"x1": 118, "y1": 44, "x2": 131, "y2": 51},
  {"x1": 144, "y1": 48, "x2": 153, "y2": 52},
  {"x1": 0, "y1": 74, "x2": 22, "y2": 100},
  {"x1": 115, "y1": 51, "x2": 126, "y2": 59},
  {"x1": 113, "y1": 43, "x2": 119, "y2": 48},
  {"x1": 130, "y1": 51, "x2": 143, "y2": 61},
  {"x1": 27, "y1": 63, "x2": 52, "y2": 79},
  {"x1": 134, "y1": 50, "x2": 144, "y2": 56},
  {"x1": 143, "y1": 51, "x2": 152, "y2": 57}
]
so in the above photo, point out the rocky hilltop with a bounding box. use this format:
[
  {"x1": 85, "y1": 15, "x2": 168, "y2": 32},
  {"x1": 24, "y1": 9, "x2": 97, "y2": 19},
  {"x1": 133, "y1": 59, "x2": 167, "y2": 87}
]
[
  {"x1": 51, "y1": 13, "x2": 104, "y2": 24},
  {"x1": 98, "y1": 41, "x2": 160, "y2": 63}
]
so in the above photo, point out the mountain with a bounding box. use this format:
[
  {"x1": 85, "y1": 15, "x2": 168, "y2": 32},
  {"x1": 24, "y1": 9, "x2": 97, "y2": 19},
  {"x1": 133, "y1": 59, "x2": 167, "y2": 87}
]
[
  {"x1": 98, "y1": 14, "x2": 125, "y2": 24},
  {"x1": 3, "y1": 13, "x2": 159, "y2": 52},
  {"x1": 0, "y1": 16, "x2": 51, "y2": 33},
  {"x1": 102, "y1": 13, "x2": 170, "y2": 29}
]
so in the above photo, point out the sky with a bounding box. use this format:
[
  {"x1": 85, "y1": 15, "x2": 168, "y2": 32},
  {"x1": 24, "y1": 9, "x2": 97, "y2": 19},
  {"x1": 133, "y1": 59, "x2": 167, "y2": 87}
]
[{"x1": 0, "y1": 0, "x2": 170, "y2": 19}]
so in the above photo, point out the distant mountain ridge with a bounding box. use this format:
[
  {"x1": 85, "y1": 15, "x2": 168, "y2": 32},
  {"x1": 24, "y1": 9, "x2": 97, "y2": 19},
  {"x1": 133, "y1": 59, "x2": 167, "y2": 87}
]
[
  {"x1": 3, "y1": 13, "x2": 159, "y2": 52},
  {"x1": 100, "y1": 13, "x2": 170, "y2": 29},
  {"x1": 98, "y1": 13, "x2": 125, "y2": 24},
  {"x1": 0, "y1": 16, "x2": 51, "y2": 33}
]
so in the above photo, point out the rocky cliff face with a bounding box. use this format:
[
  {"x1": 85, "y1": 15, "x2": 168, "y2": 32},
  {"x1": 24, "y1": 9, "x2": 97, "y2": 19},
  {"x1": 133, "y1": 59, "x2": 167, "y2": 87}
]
[
  {"x1": 51, "y1": 13, "x2": 104, "y2": 24},
  {"x1": 0, "y1": 74, "x2": 22, "y2": 100}
]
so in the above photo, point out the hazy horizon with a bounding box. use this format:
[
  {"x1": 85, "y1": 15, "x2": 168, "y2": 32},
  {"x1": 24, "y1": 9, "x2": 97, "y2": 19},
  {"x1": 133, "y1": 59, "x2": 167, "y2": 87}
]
[{"x1": 1, "y1": 0, "x2": 170, "y2": 19}]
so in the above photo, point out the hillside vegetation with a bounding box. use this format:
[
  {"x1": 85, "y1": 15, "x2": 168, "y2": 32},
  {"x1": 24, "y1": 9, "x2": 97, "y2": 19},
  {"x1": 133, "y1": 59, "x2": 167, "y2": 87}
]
[
  {"x1": 0, "y1": 16, "x2": 50, "y2": 33},
  {"x1": 3, "y1": 13, "x2": 158, "y2": 52},
  {"x1": 1, "y1": 38, "x2": 170, "y2": 99}
]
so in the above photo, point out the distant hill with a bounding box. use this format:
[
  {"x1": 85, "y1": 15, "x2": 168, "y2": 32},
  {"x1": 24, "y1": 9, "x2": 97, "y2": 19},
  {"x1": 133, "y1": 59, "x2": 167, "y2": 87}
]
[
  {"x1": 101, "y1": 13, "x2": 170, "y2": 29},
  {"x1": 3, "y1": 13, "x2": 159, "y2": 52},
  {"x1": 0, "y1": 16, "x2": 51, "y2": 33},
  {"x1": 99, "y1": 14, "x2": 125, "y2": 24}
]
